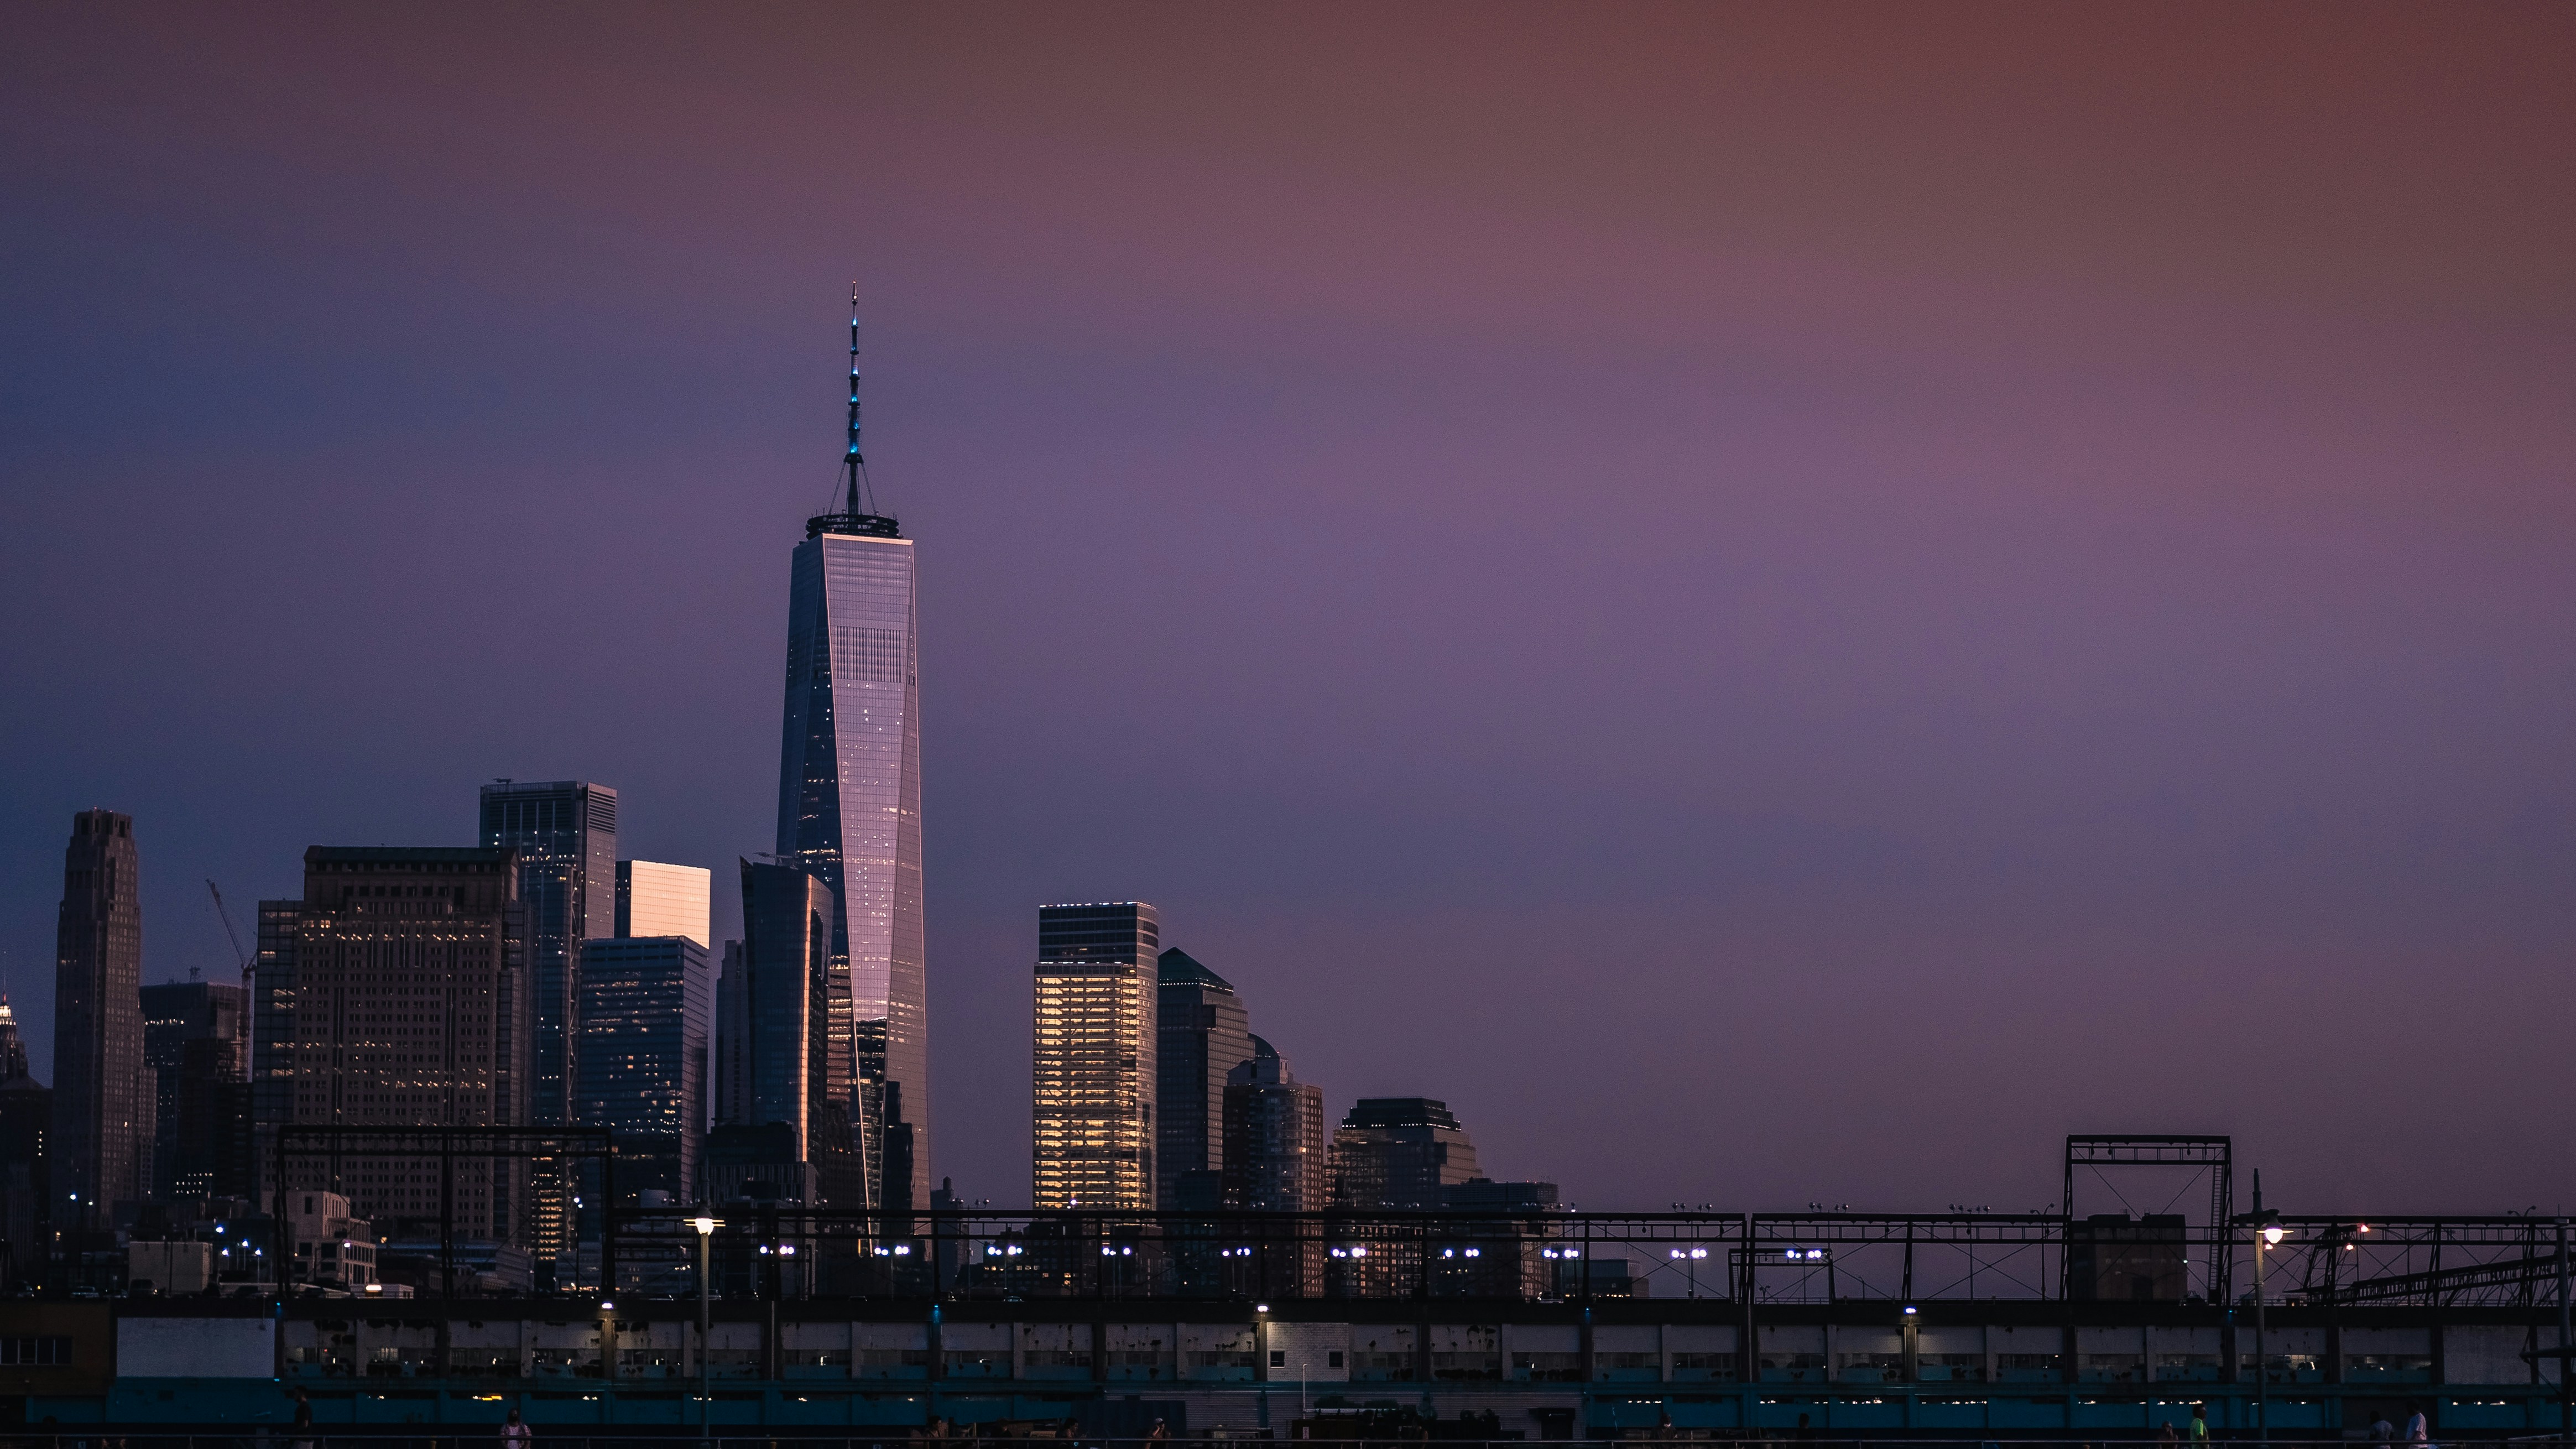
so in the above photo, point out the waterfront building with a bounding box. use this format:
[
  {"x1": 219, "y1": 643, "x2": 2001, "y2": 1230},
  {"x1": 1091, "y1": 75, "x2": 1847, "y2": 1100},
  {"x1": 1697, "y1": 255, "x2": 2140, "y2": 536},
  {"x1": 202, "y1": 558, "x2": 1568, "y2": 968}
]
[
  {"x1": 1033, "y1": 902, "x2": 1159, "y2": 1210},
  {"x1": 53, "y1": 810, "x2": 148, "y2": 1229},
  {"x1": 1155, "y1": 947, "x2": 1256, "y2": 1211},
  {"x1": 616, "y1": 860, "x2": 711, "y2": 946},
  {"x1": 261, "y1": 847, "x2": 530, "y2": 1247},
  {"x1": 139, "y1": 973, "x2": 247, "y2": 1201},
  {"x1": 573, "y1": 936, "x2": 712, "y2": 1203},
  {"x1": 773, "y1": 302, "x2": 928, "y2": 1212}
]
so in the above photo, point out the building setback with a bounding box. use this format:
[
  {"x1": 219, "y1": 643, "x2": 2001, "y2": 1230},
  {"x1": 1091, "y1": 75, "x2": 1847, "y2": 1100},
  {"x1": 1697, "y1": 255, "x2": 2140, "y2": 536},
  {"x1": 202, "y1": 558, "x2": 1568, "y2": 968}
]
[
  {"x1": 265, "y1": 847, "x2": 530, "y2": 1247},
  {"x1": 774, "y1": 305, "x2": 929, "y2": 1213},
  {"x1": 1033, "y1": 902, "x2": 1159, "y2": 1211},
  {"x1": 139, "y1": 974, "x2": 248, "y2": 1202},
  {"x1": 53, "y1": 810, "x2": 147, "y2": 1229},
  {"x1": 1155, "y1": 947, "x2": 1256, "y2": 1211},
  {"x1": 574, "y1": 935, "x2": 711, "y2": 1203}
]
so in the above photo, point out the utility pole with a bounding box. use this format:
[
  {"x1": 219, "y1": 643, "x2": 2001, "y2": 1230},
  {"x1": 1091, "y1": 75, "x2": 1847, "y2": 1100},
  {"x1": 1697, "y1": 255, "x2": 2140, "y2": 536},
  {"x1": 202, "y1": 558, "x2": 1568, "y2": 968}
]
[{"x1": 2558, "y1": 1218, "x2": 2570, "y2": 1441}]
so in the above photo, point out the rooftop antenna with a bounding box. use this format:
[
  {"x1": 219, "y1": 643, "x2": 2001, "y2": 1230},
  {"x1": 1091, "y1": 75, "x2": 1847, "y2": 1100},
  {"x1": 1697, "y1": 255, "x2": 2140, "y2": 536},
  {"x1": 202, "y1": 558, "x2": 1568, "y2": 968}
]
[
  {"x1": 808, "y1": 288, "x2": 899, "y2": 539},
  {"x1": 844, "y1": 285, "x2": 873, "y2": 517}
]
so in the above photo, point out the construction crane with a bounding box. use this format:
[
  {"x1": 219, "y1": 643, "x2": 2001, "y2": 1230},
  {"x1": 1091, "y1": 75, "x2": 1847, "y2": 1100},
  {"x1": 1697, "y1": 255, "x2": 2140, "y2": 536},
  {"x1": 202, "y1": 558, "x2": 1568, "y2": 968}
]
[{"x1": 206, "y1": 880, "x2": 252, "y2": 988}]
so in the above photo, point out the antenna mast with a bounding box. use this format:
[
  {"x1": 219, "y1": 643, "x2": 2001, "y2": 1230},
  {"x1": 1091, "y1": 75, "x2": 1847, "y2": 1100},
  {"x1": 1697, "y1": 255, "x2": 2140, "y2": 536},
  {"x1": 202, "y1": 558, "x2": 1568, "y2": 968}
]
[
  {"x1": 844, "y1": 285, "x2": 868, "y2": 516},
  {"x1": 805, "y1": 289, "x2": 900, "y2": 540}
]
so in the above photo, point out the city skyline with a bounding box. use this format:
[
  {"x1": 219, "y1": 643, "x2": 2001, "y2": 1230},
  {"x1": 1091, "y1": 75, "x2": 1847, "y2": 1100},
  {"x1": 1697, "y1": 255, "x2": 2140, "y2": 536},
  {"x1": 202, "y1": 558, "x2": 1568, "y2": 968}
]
[{"x1": 6, "y1": 4, "x2": 2574, "y2": 1218}]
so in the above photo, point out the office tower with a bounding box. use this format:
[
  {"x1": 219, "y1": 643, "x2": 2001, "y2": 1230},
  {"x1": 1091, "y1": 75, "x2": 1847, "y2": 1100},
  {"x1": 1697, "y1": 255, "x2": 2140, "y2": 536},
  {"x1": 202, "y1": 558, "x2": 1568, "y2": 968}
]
[
  {"x1": 573, "y1": 935, "x2": 711, "y2": 1203},
  {"x1": 616, "y1": 861, "x2": 711, "y2": 946},
  {"x1": 479, "y1": 780, "x2": 613, "y2": 1283},
  {"x1": 268, "y1": 847, "x2": 530, "y2": 1246},
  {"x1": 53, "y1": 809, "x2": 148, "y2": 1228},
  {"x1": 477, "y1": 780, "x2": 616, "y2": 1126},
  {"x1": 0, "y1": 999, "x2": 48, "y2": 1288},
  {"x1": 706, "y1": 862, "x2": 860, "y2": 1208},
  {"x1": 248, "y1": 899, "x2": 301, "y2": 1213},
  {"x1": 1222, "y1": 1052, "x2": 1324, "y2": 1212},
  {"x1": 712, "y1": 941, "x2": 750, "y2": 1130},
  {"x1": 140, "y1": 973, "x2": 248, "y2": 1201},
  {"x1": 0, "y1": 996, "x2": 28, "y2": 1082},
  {"x1": 775, "y1": 300, "x2": 927, "y2": 1212},
  {"x1": 1221, "y1": 1049, "x2": 1324, "y2": 1297},
  {"x1": 1155, "y1": 947, "x2": 1256, "y2": 1211},
  {"x1": 1327, "y1": 1098, "x2": 1483, "y2": 1210},
  {"x1": 1032, "y1": 902, "x2": 1159, "y2": 1210}
]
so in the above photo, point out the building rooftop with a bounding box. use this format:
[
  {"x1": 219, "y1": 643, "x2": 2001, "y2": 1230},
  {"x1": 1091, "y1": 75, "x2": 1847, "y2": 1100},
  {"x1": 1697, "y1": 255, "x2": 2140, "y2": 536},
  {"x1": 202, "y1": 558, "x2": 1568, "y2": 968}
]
[
  {"x1": 1342, "y1": 1097, "x2": 1463, "y2": 1131},
  {"x1": 1155, "y1": 947, "x2": 1233, "y2": 992}
]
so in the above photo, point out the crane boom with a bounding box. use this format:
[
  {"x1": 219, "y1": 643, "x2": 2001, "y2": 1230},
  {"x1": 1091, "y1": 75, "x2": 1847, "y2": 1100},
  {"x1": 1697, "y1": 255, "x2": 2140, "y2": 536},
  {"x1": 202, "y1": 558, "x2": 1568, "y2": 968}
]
[{"x1": 207, "y1": 880, "x2": 252, "y2": 986}]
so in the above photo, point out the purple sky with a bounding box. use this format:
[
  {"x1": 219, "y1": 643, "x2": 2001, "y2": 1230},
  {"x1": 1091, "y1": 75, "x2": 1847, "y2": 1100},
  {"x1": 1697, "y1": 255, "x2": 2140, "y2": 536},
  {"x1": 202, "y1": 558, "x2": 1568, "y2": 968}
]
[{"x1": 5, "y1": 4, "x2": 2572, "y2": 1216}]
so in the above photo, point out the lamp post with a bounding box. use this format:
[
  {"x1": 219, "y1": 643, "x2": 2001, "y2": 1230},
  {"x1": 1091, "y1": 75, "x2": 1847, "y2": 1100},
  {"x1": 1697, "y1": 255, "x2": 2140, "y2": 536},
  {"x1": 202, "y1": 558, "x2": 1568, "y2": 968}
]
[
  {"x1": 2240, "y1": 1207, "x2": 2283, "y2": 1449},
  {"x1": 693, "y1": 1215, "x2": 716, "y2": 1446}
]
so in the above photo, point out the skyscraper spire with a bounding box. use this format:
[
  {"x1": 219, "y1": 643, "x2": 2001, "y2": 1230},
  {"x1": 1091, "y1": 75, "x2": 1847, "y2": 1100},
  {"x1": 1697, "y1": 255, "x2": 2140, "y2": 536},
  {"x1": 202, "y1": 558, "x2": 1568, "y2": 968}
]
[
  {"x1": 844, "y1": 285, "x2": 866, "y2": 517},
  {"x1": 811, "y1": 289, "x2": 899, "y2": 540}
]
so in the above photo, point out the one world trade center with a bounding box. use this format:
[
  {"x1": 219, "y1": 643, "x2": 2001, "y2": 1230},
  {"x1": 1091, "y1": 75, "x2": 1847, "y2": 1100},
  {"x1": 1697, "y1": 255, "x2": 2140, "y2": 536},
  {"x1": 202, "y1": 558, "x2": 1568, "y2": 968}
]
[{"x1": 775, "y1": 298, "x2": 927, "y2": 1212}]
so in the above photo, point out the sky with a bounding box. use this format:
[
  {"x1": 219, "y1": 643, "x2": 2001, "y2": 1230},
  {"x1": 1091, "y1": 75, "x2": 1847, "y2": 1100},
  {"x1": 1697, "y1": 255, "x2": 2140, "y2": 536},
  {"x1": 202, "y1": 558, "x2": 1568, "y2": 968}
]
[{"x1": 3, "y1": 3, "x2": 2572, "y2": 1217}]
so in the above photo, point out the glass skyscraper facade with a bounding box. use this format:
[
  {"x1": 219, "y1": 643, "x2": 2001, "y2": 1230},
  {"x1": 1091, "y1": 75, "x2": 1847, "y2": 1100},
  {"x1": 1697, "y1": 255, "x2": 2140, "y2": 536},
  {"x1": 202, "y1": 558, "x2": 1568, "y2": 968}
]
[
  {"x1": 616, "y1": 859, "x2": 710, "y2": 946},
  {"x1": 1155, "y1": 947, "x2": 1255, "y2": 1210},
  {"x1": 1032, "y1": 901, "x2": 1159, "y2": 1211},
  {"x1": 573, "y1": 935, "x2": 711, "y2": 1203},
  {"x1": 775, "y1": 508, "x2": 926, "y2": 1211},
  {"x1": 477, "y1": 780, "x2": 616, "y2": 1126}
]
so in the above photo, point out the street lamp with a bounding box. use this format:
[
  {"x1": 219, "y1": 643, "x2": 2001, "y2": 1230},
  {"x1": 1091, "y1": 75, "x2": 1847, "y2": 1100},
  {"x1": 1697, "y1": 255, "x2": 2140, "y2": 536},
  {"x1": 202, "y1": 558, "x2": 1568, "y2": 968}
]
[
  {"x1": 1668, "y1": 1246, "x2": 1708, "y2": 1298},
  {"x1": 692, "y1": 1215, "x2": 716, "y2": 1445},
  {"x1": 2237, "y1": 1198, "x2": 2284, "y2": 1449}
]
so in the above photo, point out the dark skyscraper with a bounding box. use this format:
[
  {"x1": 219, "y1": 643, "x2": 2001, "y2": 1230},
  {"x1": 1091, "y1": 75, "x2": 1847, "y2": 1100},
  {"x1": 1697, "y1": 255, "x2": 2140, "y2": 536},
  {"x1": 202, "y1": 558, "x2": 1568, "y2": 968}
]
[
  {"x1": 139, "y1": 973, "x2": 248, "y2": 1202},
  {"x1": 267, "y1": 847, "x2": 530, "y2": 1247},
  {"x1": 774, "y1": 299, "x2": 927, "y2": 1212},
  {"x1": 707, "y1": 862, "x2": 859, "y2": 1208},
  {"x1": 1327, "y1": 1097, "x2": 1484, "y2": 1210},
  {"x1": 0, "y1": 998, "x2": 48, "y2": 1288},
  {"x1": 1223, "y1": 1049, "x2": 1325, "y2": 1296},
  {"x1": 53, "y1": 809, "x2": 147, "y2": 1228},
  {"x1": 1223, "y1": 1051, "x2": 1323, "y2": 1211},
  {"x1": 1033, "y1": 902, "x2": 1158, "y2": 1210},
  {"x1": 1155, "y1": 947, "x2": 1256, "y2": 1210},
  {"x1": 477, "y1": 780, "x2": 617, "y2": 1126},
  {"x1": 575, "y1": 935, "x2": 711, "y2": 1203}
]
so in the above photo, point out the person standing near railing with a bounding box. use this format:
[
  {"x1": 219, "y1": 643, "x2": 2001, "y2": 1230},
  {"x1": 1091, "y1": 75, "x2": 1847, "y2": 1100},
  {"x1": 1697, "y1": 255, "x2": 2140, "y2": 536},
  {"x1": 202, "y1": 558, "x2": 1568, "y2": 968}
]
[
  {"x1": 291, "y1": 1385, "x2": 315, "y2": 1449},
  {"x1": 502, "y1": 1407, "x2": 532, "y2": 1449}
]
